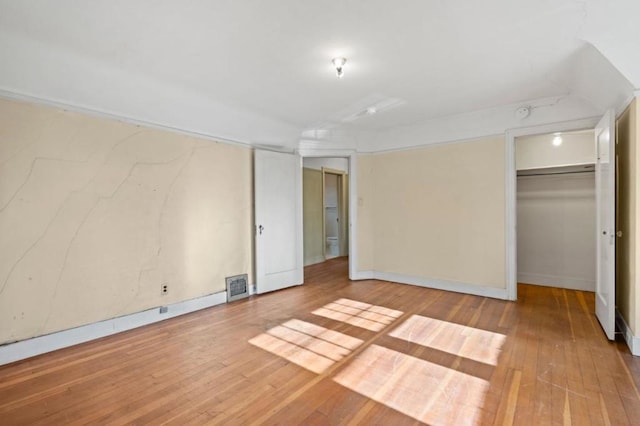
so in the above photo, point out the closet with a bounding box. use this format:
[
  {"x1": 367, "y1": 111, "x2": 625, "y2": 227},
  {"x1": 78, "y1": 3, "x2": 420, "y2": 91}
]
[{"x1": 516, "y1": 130, "x2": 596, "y2": 291}]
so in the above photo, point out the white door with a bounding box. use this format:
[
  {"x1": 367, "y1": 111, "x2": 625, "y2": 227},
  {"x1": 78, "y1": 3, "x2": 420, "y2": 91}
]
[
  {"x1": 323, "y1": 172, "x2": 339, "y2": 259},
  {"x1": 595, "y1": 110, "x2": 616, "y2": 340},
  {"x1": 254, "y1": 149, "x2": 303, "y2": 294}
]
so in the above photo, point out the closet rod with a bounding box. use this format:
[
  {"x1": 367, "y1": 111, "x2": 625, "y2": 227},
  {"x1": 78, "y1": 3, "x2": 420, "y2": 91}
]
[{"x1": 517, "y1": 170, "x2": 595, "y2": 177}]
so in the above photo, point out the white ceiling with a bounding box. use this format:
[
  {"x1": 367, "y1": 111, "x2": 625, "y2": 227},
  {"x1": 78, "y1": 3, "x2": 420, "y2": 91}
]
[{"x1": 0, "y1": 1, "x2": 637, "y2": 150}]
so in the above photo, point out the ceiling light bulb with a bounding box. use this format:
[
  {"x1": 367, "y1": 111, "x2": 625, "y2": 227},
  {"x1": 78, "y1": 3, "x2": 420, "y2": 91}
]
[
  {"x1": 332, "y1": 57, "x2": 347, "y2": 78},
  {"x1": 552, "y1": 135, "x2": 563, "y2": 146},
  {"x1": 366, "y1": 106, "x2": 377, "y2": 115}
]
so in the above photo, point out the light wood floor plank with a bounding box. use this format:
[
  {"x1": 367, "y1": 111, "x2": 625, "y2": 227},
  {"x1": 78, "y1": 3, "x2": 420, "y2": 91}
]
[{"x1": 1, "y1": 258, "x2": 639, "y2": 425}]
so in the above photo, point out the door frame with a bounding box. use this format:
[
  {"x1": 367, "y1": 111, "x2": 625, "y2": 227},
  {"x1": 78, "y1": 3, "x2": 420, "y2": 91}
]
[
  {"x1": 321, "y1": 167, "x2": 347, "y2": 259},
  {"x1": 299, "y1": 149, "x2": 359, "y2": 280},
  {"x1": 505, "y1": 117, "x2": 600, "y2": 300}
]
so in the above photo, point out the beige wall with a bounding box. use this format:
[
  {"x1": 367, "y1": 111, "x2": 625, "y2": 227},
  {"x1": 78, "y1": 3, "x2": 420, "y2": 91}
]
[
  {"x1": 0, "y1": 98, "x2": 253, "y2": 344},
  {"x1": 303, "y1": 167, "x2": 324, "y2": 266},
  {"x1": 617, "y1": 98, "x2": 639, "y2": 335},
  {"x1": 357, "y1": 137, "x2": 506, "y2": 288},
  {"x1": 357, "y1": 155, "x2": 375, "y2": 271}
]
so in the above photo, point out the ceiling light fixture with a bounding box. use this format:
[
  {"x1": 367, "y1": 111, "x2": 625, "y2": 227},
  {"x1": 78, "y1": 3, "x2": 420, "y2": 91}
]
[
  {"x1": 332, "y1": 57, "x2": 347, "y2": 78},
  {"x1": 552, "y1": 133, "x2": 563, "y2": 146}
]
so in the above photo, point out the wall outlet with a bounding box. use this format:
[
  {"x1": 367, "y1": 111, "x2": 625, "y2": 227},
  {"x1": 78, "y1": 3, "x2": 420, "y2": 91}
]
[
  {"x1": 159, "y1": 306, "x2": 168, "y2": 314},
  {"x1": 161, "y1": 284, "x2": 168, "y2": 295}
]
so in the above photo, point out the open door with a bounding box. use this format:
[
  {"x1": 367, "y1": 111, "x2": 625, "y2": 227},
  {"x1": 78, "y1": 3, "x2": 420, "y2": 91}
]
[
  {"x1": 595, "y1": 110, "x2": 616, "y2": 340},
  {"x1": 254, "y1": 149, "x2": 303, "y2": 294},
  {"x1": 322, "y1": 168, "x2": 346, "y2": 260}
]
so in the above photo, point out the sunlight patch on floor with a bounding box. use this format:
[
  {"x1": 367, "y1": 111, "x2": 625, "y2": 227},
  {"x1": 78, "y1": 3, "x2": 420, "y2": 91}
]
[
  {"x1": 389, "y1": 315, "x2": 505, "y2": 365},
  {"x1": 312, "y1": 298, "x2": 403, "y2": 332},
  {"x1": 248, "y1": 319, "x2": 364, "y2": 374},
  {"x1": 333, "y1": 344, "x2": 489, "y2": 425},
  {"x1": 282, "y1": 318, "x2": 363, "y2": 351}
]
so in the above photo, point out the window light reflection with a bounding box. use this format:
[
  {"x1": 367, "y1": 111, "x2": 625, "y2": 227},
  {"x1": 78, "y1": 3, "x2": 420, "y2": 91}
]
[
  {"x1": 248, "y1": 319, "x2": 363, "y2": 374},
  {"x1": 312, "y1": 298, "x2": 403, "y2": 332},
  {"x1": 389, "y1": 315, "x2": 505, "y2": 366},
  {"x1": 333, "y1": 344, "x2": 489, "y2": 425}
]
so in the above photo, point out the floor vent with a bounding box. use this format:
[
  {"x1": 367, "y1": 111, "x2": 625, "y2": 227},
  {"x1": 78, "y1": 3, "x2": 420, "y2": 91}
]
[{"x1": 226, "y1": 274, "x2": 249, "y2": 302}]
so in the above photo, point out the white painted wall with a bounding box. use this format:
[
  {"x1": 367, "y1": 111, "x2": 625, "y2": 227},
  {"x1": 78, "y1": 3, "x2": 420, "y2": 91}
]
[
  {"x1": 517, "y1": 173, "x2": 596, "y2": 291},
  {"x1": 516, "y1": 130, "x2": 595, "y2": 170},
  {"x1": 361, "y1": 96, "x2": 600, "y2": 153}
]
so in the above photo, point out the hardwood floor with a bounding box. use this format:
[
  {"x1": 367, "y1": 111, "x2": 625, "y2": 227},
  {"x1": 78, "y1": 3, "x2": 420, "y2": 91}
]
[{"x1": 1, "y1": 257, "x2": 639, "y2": 425}]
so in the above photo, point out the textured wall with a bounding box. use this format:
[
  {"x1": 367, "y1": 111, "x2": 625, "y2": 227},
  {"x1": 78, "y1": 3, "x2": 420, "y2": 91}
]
[{"x1": 0, "y1": 98, "x2": 253, "y2": 344}]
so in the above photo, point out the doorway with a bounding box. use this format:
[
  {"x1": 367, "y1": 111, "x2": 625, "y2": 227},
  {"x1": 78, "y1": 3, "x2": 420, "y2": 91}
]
[
  {"x1": 506, "y1": 113, "x2": 617, "y2": 340},
  {"x1": 323, "y1": 168, "x2": 348, "y2": 260},
  {"x1": 515, "y1": 129, "x2": 596, "y2": 292},
  {"x1": 302, "y1": 157, "x2": 350, "y2": 267}
]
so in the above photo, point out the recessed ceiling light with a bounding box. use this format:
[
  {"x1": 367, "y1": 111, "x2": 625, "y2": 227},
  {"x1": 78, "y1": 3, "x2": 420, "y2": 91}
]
[
  {"x1": 552, "y1": 135, "x2": 563, "y2": 146},
  {"x1": 332, "y1": 57, "x2": 347, "y2": 78}
]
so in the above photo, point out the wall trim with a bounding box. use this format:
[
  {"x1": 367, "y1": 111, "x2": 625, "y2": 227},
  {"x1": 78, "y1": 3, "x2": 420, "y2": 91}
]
[
  {"x1": 351, "y1": 270, "x2": 375, "y2": 280},
  {"x1": 362, "y1": 133, "x2": 505, "y2": 155},
  {"x1": 304, "y1": 255, "x2": 327, "y2": 267},
  {"x1": 505, "y1": 116, "x2": 601, "y2": 301},
  {"x1": 0, "y1": 291, "x2": 228, "y2": 366},
  {"x1": 0, "y1": 89, "x2": 255, "y2": 150},
  {"x1": 616, "y1": 310, "x2": 640, "y2": 356},
  {"x1": 370, "y1": 271, "x2": 509, "y2": 300},
  {"x1": 517, "y1": 273, "x2": 595, "y2": 292},
  {"x1": 297, "y1": 150, "x2": 359, "y2": 281},
  {"x1": 505, "y1": 133, "x2": 517, "y2": 301}
]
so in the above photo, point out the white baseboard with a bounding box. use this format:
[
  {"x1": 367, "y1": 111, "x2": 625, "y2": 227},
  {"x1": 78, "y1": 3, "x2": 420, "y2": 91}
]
[
  {"x1": 351, "y1": 270, "x2": 375, "y2": 280},
  {"x1": 518, "y1": 272, "x2": 595, "y2": 291},
  {"x1": 355, "y1": 270, "x2": 508, "y2": 300},
  {"x1": 304, "y1": 255, "x2": 327, "y2": 267},
  {"x1": 616, "y1": 310, "x2": 640, "y2": 356},
  {"x1": 0, "y1": 291, "x2": 228, "y2": 366}
]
